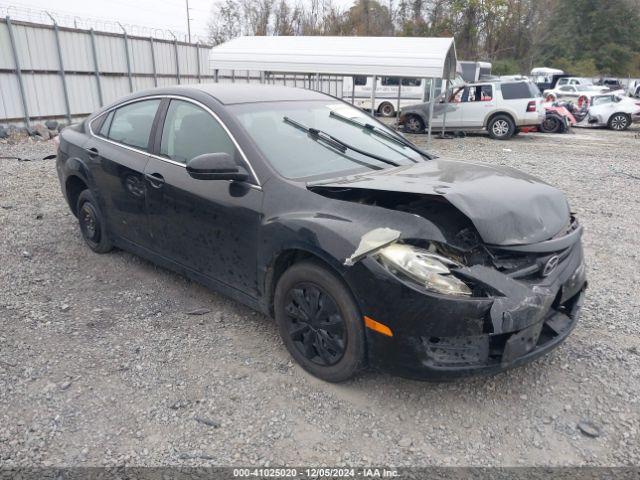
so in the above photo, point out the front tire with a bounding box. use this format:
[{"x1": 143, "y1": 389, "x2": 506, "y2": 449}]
[
  {"x1": 76, "y1": 190, "x2": 112, "y2": 253},
  {"x1": 488, "y1": 114, "x2": 515, "y2": 140},
  {"x1": 274, "y1": 261, "x2": 365, "y2": 382},
  {"x1": 608, "y1": 113, "x2": 630, "y2": 131},
  {"x1": 403, "y1": 114, "x2": 425, "y2": 133}
]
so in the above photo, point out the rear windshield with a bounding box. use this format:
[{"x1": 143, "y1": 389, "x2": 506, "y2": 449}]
[{"x1": 501, "y1": 82, "x2": 540, "y2": 99}]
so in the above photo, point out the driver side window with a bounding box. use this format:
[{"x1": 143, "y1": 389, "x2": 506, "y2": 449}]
[{"x1": 160, "y1": 100, "x2": 236, "y2": 164}]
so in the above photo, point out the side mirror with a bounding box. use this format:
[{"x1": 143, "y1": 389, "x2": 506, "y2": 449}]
[{"x1": 186, "y1": 152, "x2": 248, "y2": 181}]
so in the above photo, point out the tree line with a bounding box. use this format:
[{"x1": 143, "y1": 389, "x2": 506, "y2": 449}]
[{"x1": 208, "y1": 0, "x2": 640, "y2": 77}]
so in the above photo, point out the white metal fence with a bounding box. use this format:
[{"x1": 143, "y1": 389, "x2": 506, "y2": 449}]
[{"x1": 0, "y1": 17, "x2": 213, "y2": 127}]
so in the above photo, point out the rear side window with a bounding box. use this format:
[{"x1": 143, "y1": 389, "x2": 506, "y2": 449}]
[
  {"x1": 160, "y1": 100, "x2": 236, "y2": 164},
  {"x1": 501, "y1": 82, "x2": 536, "y2": 100},
  {"x1": 381, "y1": 77, "x2": 399, "y2": 86},
  {"x1": 108, "y1": 99, "x2": 161, "y2": 150},
  {"x1": 353, "y1": 76, "x2": 367, "y2": 86},
  {"x1": 461, "y1": 85, "x2": 493, "y2": 102},
  {"x1": 402, "y1": 78, "x2": 421, "y2": 87}
]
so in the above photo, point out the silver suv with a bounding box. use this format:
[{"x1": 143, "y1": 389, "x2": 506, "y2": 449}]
[{"x1": 400, "y1": 81, "x2": 544, "y2": 140}]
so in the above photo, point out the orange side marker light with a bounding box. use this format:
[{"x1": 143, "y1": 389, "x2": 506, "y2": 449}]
[{"x1": 364, "y1": 316, "x2": 393, "y2": 337}]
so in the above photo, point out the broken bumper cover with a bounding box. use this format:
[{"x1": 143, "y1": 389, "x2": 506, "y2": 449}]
[
  {"x1": 345, "y1": 236, "x2": 587, "y2": 380},
  {"x1": 412, "y1": 288, "x2": 584, "y2": 379}
]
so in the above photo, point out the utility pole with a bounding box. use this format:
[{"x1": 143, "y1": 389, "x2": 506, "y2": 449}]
[{"x1": 186, "y1": 0, "x2": 192, "y2": 43}]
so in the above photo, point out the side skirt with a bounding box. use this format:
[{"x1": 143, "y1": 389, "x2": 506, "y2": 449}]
[{"x1": 112, "y1": 236, "x2": 268, "y2": 316}]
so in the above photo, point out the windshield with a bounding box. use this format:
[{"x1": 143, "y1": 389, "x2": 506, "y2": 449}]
[{"x1": 230, "y1": 100, "x2": 424, "y2": 180}]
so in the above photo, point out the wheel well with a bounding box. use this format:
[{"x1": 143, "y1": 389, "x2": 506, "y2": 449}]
[
  {"x1": 65, "y1": 176, "x2": 87, "y2": 216},
  {"x1": 486, "y1": 111, "x2": 515, "y2": 128},
  {"x1": 612, "y1": 112, "x2": 631, "y2": 119},
  {"x1": 265, "y1": 249, "x2": 341, "y2": 317}
]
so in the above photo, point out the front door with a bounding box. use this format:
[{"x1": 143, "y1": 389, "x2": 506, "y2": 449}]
[
  {"x1": 430, "y1": 87, "x2": 464, "y2": 128},
  {"x1": 459, "y1": 84, "x2": 496, "y2": 127},
  {"x1": 87, "y1": 98, "x2": 161, "y2": 247},
  {"x1": 144, "y1": 99, "x2": 263, "y2": 295}
]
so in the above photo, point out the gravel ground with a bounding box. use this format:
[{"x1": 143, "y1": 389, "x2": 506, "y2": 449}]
[{"x1": 0, "y1": 124, "x2": 639, "y2": 468}]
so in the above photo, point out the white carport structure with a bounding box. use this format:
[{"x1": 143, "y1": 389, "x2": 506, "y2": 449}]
[{"x1": 210, "y1": 36, "x2": 457, "y2": 143}]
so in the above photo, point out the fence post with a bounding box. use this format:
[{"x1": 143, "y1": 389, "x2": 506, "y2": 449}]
[
  {"x1": 370, "y1": 75, "x2": 377, "y2": 115},
  {"x1": 195, "y1": 43, "x2": 201, "y2": 83},
  {"x1": 396, "y1": 78, "x2": 402, "y2": 124},
  {"x1": 118, "y1": 23, "x2": 134, "y2": 92},
  {"x1": 89, "y1": 29, "x2": 104, "y2": 106},
  {"x1": 149, "y1": 37, "x2": 158, "y2": 87},
  {"x1": 173, "y1": 39, "x2": 181, "y2": 84},
  {"x1": 46, "y1": 13, "x2": 72, "y2": 124},
  {"x1": 5, "y1": 16, "x2": 30, "y2": 129}
]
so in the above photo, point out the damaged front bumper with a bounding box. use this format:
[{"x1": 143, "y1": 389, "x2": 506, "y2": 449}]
[{"x1": 344, "y1": 230, "x2": 587, "y2": 380}]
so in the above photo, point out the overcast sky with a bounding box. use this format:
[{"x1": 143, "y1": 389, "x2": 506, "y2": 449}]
[{"x1": 6, "y1": 0, "x2": 356, "y2": 41}]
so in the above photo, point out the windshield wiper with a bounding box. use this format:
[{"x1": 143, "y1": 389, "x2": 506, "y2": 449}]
[
  {"x1": 329, "y1": 110, "x2": 433, "y2": 160},
  {"x1": 283, "y1": 117, "x2": 400, "y2": 167}
]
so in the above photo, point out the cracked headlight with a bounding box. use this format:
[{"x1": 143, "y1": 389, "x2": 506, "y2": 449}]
[{"x1": 376, "y1": 243, "x2": 472, "y2": 297}]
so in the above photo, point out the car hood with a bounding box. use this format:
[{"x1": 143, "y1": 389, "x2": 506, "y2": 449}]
[{"x1": 311, "y1": 159, "x2": 570, "y2": 246}]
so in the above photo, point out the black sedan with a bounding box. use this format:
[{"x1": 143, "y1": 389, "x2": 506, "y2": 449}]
[{"x1": 56, "y1": 84, "x2": 587, "y2": 382}]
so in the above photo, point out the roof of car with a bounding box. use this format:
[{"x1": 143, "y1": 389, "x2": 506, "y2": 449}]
[{"x1": 169, "y1": 83, "x2": 331, "y2": 105}]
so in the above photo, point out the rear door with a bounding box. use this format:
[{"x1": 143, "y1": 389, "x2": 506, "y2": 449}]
[
  {"x1": 499, "y1": 82, "x2": 541, "y2": 124},
  {"x1": 85, "y1": 98, "x2": 161, "y2": 247},
  {"x1": 144, "y1": 98, "x2": 263, "y2": 295}
]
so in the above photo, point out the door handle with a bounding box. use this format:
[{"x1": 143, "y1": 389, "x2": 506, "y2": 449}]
[
  {"x1": 84, "y1": 146, "x2": 99, "y2": 157},
  {"x1": 145, "y1": 172, "x2": 165, "y2": 188}
]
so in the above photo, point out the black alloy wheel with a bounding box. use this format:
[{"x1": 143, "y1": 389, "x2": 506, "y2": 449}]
[
  {"x1": 274, "y1": 261, "x2": 366, "y2": 382},
  {"x1": 283, "y1": 283, "x2": 346, "y2": 366}
]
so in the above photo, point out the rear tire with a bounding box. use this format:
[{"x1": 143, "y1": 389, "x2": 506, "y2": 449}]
[
  {"x1": 608, "y1": 113, "x2": 630, "y2": 131},
  {"x1": 274, "y1": 261, "x2": 365, "y2": 382},
  {"x1": 403, "y1": 114, "x2": 425, "y2": 133},
  {"x1": 76, "y1": 190, "x2": 113, "y2": 253},
  {"x1": 378, "y1": 102, "x2": 395, "y2": 117},
  {"x1": 488, "y1": 114, "x2": 515, "y2": 140}
]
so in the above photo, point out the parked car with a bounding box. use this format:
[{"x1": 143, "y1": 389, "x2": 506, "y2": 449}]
[
  {"x1": 555, "y1": 77, "x2": 595, "y2": 87},
  {"x1": 595, "y1": 77, "x2": 623, "y2": 91},
  {"x1": 582, "y1": 94, "x2": 640, "y2": 130},
  {"x1": 542, "y1": 84, "x2": 609, "y2": 103},
  {"x1": 56, "y1": 84, "x2": 586, "y2": 382},
  {"x1": 628, "y1": 79, "x2": 640, "y2": 98},
  {"x1": 399, "y1": 80, "x2": 544, "y2": 140}
]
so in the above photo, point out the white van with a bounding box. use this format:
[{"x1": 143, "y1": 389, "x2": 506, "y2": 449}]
[{"x1": 342, "y1": 76, "x2": 431, "y2": 117}]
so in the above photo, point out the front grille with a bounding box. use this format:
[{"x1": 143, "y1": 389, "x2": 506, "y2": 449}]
[
  {"x1": 486, "y1": 216, "x2": 579, "y2": 280},
  {"x1": 490, "y1": 246, "x2": 573, "y2": 280}
]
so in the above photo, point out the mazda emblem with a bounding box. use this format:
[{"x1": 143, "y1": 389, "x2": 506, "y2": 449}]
[{"x1": 542, "y1": 255, "x2": 560, "y2": 277}]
